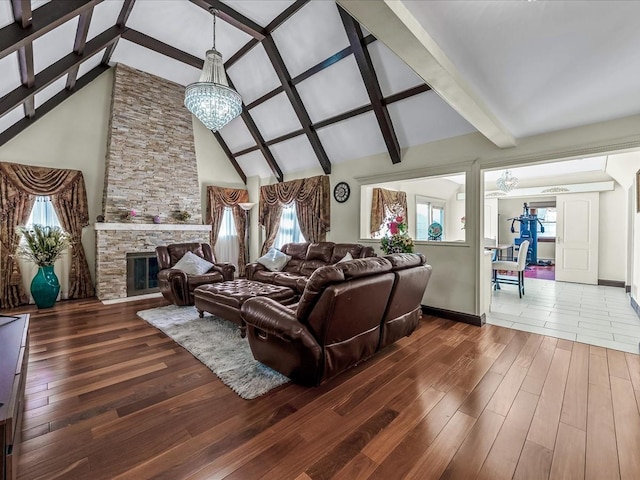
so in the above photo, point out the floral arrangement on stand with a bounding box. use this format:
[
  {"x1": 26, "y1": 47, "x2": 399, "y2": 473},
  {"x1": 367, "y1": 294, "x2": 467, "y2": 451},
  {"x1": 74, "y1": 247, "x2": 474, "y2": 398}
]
[{"x1": 381, "y1": 215, "x2": 414, "y2": 254}]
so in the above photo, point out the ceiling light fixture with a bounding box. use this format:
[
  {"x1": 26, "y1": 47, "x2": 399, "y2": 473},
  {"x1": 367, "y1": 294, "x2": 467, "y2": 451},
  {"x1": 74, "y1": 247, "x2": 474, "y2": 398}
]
[
  {"x1": 496, "y1": 169, "x2": 519, "y2": 193},
  {"x1": 184, "y1": 8, "x2": 242, "y2": 132}
]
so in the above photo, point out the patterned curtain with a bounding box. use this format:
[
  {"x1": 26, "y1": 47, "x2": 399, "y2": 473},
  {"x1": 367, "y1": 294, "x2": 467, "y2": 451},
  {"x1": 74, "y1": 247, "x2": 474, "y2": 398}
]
[
  {"x1": 370, "y1": 188, "x2": 408, "y2": 237},
  {"x1": 259, "y1": 175, "x2": 330, "y2": 253},
  {"x1": 0, "y1": 162, "x2": 94, "y2": 307},
  {"x1": 206, "y1": 186, "x2": 249, "y2": 275}
]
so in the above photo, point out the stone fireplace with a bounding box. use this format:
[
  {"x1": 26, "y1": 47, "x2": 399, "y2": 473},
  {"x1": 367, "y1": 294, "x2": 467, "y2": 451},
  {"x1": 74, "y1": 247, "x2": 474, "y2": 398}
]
[{"x1": 95, "y1": 64, "x2": 211, "y2": 301}]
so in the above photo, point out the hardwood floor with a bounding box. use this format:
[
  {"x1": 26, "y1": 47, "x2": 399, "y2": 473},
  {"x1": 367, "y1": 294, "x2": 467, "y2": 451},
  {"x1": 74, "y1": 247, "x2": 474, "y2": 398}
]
[{"x1": 9, "y1": 297, "x2": 640, "y2": 479}]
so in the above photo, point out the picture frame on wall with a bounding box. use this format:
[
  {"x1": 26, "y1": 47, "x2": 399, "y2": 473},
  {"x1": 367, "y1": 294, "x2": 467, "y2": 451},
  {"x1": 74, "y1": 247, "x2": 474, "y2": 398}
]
[{"x1": 637, "y1": 169, "x2": 640, "y2": 213}]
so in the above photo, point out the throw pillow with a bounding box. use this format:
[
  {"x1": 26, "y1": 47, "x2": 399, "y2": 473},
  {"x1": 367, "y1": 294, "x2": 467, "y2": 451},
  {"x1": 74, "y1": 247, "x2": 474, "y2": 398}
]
[
  {"x1": 173, "y1": 251, "x2": 214, "y2": 276},
  {"x1": 256, "y1": 247, "x2": 291, "y2": 272},
  {"x1": 337, "y1": 252, "x2": 354, "y2": 263}
]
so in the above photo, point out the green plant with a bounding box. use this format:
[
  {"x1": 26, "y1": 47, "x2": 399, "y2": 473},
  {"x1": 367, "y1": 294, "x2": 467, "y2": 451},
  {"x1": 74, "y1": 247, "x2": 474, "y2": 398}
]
[
  {"x1": 15, "y1": 224, "x2": 71, "y2": 267},
  {"x1": 381, "y1": 215, "x2": 414, "y2": 254},
  {"x1": 177, "y1": 210, "x2": 191, "y2": 222}
]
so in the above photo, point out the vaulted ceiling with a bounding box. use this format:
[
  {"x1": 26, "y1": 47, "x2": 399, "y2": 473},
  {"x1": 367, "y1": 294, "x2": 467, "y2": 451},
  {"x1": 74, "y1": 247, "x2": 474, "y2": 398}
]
[{"x1": 1, "y1": 1, "x2": 639, "y2": 183}]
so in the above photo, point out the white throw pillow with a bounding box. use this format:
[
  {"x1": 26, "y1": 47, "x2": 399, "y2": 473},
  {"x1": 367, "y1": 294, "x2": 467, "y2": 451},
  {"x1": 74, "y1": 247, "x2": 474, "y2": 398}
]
[
  {"x1": 256, "y1": 247, "x2": 291, "y2": 272},
  {"x1": 337, "y1": 252, "x2": 354, "y2": 263},
  {"x1": 173, "y1": 251, "x2": 214, "y2": 276}
]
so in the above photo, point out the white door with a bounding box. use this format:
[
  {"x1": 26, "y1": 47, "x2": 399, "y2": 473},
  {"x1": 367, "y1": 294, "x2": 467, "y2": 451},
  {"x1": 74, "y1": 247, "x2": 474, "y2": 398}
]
[
  {"x1": 556, "y1": 192, "x2": 599, "y2": 284},
  {"x1": 484, "y1": 198, "x2": 498, "y2": 243}
]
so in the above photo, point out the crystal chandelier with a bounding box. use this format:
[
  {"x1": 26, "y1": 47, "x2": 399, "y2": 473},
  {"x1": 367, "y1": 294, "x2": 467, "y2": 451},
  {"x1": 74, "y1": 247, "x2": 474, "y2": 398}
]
[
  {"x1": 184, "y1": 8, "x2": 242, "y2": 132},
  {"x1": 496, "y1": 169, "x2": 519, "y2": 193}
]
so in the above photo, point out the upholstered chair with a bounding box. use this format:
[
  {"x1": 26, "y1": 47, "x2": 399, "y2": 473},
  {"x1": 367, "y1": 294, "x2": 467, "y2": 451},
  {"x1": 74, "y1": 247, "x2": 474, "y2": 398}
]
[
  {"x1": 492, "y1": 240, "x2": 530, "y2": 298},
  {"x1": 156, "y1": 243, "x2": 235, "y2": 306}
]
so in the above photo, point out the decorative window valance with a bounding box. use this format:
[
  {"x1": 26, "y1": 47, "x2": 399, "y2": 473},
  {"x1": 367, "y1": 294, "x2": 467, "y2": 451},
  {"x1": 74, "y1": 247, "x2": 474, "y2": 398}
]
[
  {"x1": 259, "y1": 175, "x2": 330, "y2": 253},
  {"x1": 370, "y1": 187, "x2": 408, "y2": 237},
  {"x1": 0, "y1": 162, "x2": 94, "y2": 308}
]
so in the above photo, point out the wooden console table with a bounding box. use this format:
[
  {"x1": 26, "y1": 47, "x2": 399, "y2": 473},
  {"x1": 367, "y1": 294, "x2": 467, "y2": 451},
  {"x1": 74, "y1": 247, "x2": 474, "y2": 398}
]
[{"x1": 0, "y1": 314, "x2": 29, "y2": 480}]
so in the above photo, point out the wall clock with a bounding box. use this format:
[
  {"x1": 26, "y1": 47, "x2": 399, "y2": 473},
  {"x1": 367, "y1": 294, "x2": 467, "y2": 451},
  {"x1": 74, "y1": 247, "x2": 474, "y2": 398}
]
[{"x1": 333, "y1": 181, "x2": 350, "y2": 203}]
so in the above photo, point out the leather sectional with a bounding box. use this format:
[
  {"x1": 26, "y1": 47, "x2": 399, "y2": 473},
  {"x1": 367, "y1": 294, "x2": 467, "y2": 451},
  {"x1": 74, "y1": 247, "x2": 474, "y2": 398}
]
[
  {"x1": 240, "y1": 253, "x2": 432, "y2": 386},
  {"x1": 245, "y1": 242, "x2": 375, "y2": 294}
]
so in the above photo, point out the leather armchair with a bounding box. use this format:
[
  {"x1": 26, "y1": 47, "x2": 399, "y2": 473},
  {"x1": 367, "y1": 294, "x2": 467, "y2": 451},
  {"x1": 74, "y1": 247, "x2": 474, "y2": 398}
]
[{"x1": 156, "y1": 243, "x2": 235, "y2": 306}]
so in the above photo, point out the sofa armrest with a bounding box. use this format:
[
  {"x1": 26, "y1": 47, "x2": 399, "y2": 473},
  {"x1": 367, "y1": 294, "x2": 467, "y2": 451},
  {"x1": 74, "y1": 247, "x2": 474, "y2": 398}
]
[
  {"x1": 245, "y1": 262, "x2": 266, "y2": 280},
  {"x1": 241, "y1": 297, "x2": 318, "y2": 348},
  {"x1": 212, "y1": 262, "x2": 235, "y2": 281},
  {"x1": 157, "y1": 268, "x2": 187, "y2": 283}
]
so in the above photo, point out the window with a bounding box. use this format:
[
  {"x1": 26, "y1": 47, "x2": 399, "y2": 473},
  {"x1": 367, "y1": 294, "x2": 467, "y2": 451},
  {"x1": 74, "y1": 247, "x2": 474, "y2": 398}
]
[
  {"x1": 26, "y1": 196, "x2": 61, "y2": 228},
  {"x1": 274, "y1": 203, "x2": 305, "y2": 249},
  {"x1": 415, "y1": 196, "x2": 446, "y2": 241},
  {"x1": 214, "y1": 207, "x2": 239, "y2": 267},
  {"x1": 536, "y1": 207, "x2": 557, "y2": 238}
]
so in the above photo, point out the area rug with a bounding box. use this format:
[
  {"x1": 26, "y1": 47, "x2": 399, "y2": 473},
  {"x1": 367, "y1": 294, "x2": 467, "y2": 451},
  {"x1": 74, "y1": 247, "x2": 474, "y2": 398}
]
[{"x1": 136, "y1": 305, "x2": 289, "y2": 399}]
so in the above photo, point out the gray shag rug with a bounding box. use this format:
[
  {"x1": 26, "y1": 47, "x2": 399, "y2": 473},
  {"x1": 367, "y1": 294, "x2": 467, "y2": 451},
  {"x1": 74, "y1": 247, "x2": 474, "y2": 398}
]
[{"x1": 136, "y1": 305, "x2": 289, "y2": 399}]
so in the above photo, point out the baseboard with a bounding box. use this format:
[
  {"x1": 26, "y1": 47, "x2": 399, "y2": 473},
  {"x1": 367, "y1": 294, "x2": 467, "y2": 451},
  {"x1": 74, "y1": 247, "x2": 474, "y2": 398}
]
[
  {"x1": 631, "y1": 297, "x2": 640, "y2": 318},
  {"x1": 102, "y1": 292, "x2": 163, "y2": 305},
  {"x1": 421, "y1": 305, "x2": 485, "y2": 327},
  {"x1": 597, "y1": 279, "x2": 625, "y2": 288}
]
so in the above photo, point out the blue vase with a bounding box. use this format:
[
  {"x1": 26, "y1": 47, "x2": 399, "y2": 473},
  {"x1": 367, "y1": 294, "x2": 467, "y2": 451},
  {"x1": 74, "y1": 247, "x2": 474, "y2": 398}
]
[{"x1": 31, "y1": 265, "x2": 60, "y2": 308}]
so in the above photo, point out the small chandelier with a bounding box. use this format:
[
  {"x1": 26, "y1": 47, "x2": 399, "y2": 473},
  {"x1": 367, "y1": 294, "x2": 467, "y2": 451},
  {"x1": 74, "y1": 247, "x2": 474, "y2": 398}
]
[
  {"x1": 496, "y1": 169, "x2": 519, "y2": 193},
  {"x1": 184, "y1": 8, "x2": 242, "y2": 132}
]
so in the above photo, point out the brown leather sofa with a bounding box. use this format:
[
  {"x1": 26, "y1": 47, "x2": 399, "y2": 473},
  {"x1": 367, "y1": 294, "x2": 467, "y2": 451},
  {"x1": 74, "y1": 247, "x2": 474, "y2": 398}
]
[
  {"x1": 240, "y1": 253, "x2": 432, "y2": 386},
  {"x1": 156, "y1": 243, "x2": 235, "y2": 306},
  {"x1": 245, "y1": 242, "x2": 375, "y2": 294}
]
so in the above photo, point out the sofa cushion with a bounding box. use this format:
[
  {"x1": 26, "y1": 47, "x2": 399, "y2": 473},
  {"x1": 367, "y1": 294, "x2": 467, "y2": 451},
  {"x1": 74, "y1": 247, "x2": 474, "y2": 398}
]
[
  {"x1": 257, "y1": 248, "x2": 291, "y2": 272},
  {"x1": 300, "y1": 259, "x2": 329, "y2": 277},
  {"x1": 273, "y1": 272, "x2": 308, "y2": 293},
  {"x1": 307, "y1": 242, "x2": 333, "y2": 263},
  {"x1": 174, "y1": 251, "x2": 214, "y2": 275},
  {"x1": 281, "y1": 242, "x2": 309, "y2": 260},
  {"x1": 385, "y1": 252, "x2": 426, "y2": 270},
  {"x1": 331, "y1": 244, "x2": 362, "y2": 263},
  {"x1": 187, "y1": 272, "x2": 223, "y2": 289},
  {"x1": 252, "y1": 270, "x2": 279, "y2": 284},
  {"x1": 336, "y1": 252, "x2": 354, "y2": 263},
  {"x1": 167, "y1": 243, "x2": 205, "y2": 267}
]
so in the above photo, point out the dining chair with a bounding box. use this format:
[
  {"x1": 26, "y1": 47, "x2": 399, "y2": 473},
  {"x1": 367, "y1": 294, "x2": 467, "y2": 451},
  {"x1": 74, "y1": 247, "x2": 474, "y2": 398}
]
[{"x1": 492, "y1": 240, "x2": 530, "y2": 298}]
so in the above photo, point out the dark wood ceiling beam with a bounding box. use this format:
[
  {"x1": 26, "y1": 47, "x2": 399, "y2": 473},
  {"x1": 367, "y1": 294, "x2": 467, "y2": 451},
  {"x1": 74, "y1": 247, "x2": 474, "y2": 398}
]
[
  {"x1": 11, "y1": 0, "x2": 32, "y2": 28},
  {"x1": 266, "y1": 0, "x2": 310, "y2": 32},
  {"x1": 189, "y1": 0, "x2": 267, "y2": 40},
  {"x1": 245, "y1": 34, "x2": 376, "y2": 112},
  {"x1": 262, "y1": 35, "x2": 331, "y2": 174},
  {"x1": 314, "y1": 104, "x2": 373, "y2": 130},
  {"x1": 66, "y1": 8, "x2": 94, "y2": 90},
  {"x1": 224, "y1": 81, "x2": 283, "y2": 181},
  {"x1": 224, "y1": 38, "x2": 258, "y2": 69},
  {"x1": 233, "y1": 145, "x2": 259, "y2": 158},
  {"x1": 245, "y1": 86, "x2": 284, "y2": 111},
  {"x1": 102, "y1": 0, "x2": 136, "y2": 64},
  {"x1": 122, "y1": 29, "x2": 204, "y2": 69},
  {"x1": 0, "y1": 64, "x2": 109, "y2": 148},
  {"x1": 383, "y1": 84, "x2": 431, "y2": 105},
  {"x1": 339, "y1": 7, "x2": 401, "y2": 164},
  {"x1": 213, "y1": 132, "x2": 247, "y2": 184},
  {"x1": 0, "y1": 0, "x2": 101, "y2": 61},
  {"x1": 0, "y1": 25, "x2": 124, "y2": 117}
]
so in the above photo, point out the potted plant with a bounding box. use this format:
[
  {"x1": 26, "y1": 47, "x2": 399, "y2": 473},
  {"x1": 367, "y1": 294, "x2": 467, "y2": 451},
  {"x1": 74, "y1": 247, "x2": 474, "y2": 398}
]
[
  {"x1": 15, "y1": 224, "x2": 71, "y2": 308},
  {"x1": 381, "y1": 215, "x2": 414, "y2": 254}
]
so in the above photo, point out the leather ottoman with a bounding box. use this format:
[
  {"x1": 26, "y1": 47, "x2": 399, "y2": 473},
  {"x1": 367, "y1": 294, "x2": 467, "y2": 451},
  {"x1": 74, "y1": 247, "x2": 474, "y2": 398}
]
[{"x1": 194, "y1": 279, "x2": 296, "y2": 337}]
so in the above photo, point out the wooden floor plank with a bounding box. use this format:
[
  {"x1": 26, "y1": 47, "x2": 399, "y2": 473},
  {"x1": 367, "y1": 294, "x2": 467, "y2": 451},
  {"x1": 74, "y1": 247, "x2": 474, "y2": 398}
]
[
  {"x1": 610, "y1": 376, "x2": 640, "y2": 480},
  {"x1": 560, "y1": 341, "x2": 589, "y2": 431},
  {"x1": 527, "y1": 348, "x2": 571, "y2": 450},
  {"x1": 549, "y1": 422, "x2": 585, "y2": 480},
  {"x1": 6, "y1": 297, "x2": 639, "y2": 480}
]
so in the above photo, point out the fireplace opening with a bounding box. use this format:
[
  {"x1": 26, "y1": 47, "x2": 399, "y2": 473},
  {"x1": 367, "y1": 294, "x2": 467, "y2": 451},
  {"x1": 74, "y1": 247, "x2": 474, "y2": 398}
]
[{"x1": 126, "y1": 252, "x2": 159, "y2": 296}]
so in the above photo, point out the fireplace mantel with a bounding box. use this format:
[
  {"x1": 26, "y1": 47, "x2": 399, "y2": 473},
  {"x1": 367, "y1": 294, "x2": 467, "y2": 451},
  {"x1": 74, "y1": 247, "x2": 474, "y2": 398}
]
[{"x1": 94, "y1": 223, "x2": 212, "y2": 232}]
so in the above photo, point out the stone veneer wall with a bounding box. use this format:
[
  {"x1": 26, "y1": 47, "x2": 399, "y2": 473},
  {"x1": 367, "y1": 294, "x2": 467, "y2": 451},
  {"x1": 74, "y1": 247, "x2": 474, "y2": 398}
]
[
  {"x1": 95, "y1": 64, "x2": 211, "y2": 300},
  {"x1": 95, "y1": 228, "x2": 210, "y2": 300},
  {"x1": 102, "y1": 64, "x2": 202, "y2": 224}
]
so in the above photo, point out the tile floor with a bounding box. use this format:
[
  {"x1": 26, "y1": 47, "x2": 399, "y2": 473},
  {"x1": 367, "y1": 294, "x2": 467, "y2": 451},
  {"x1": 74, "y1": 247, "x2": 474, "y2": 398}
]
[{"x1": 487, "y1": 277, "x2": 640, "y2": 354}]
